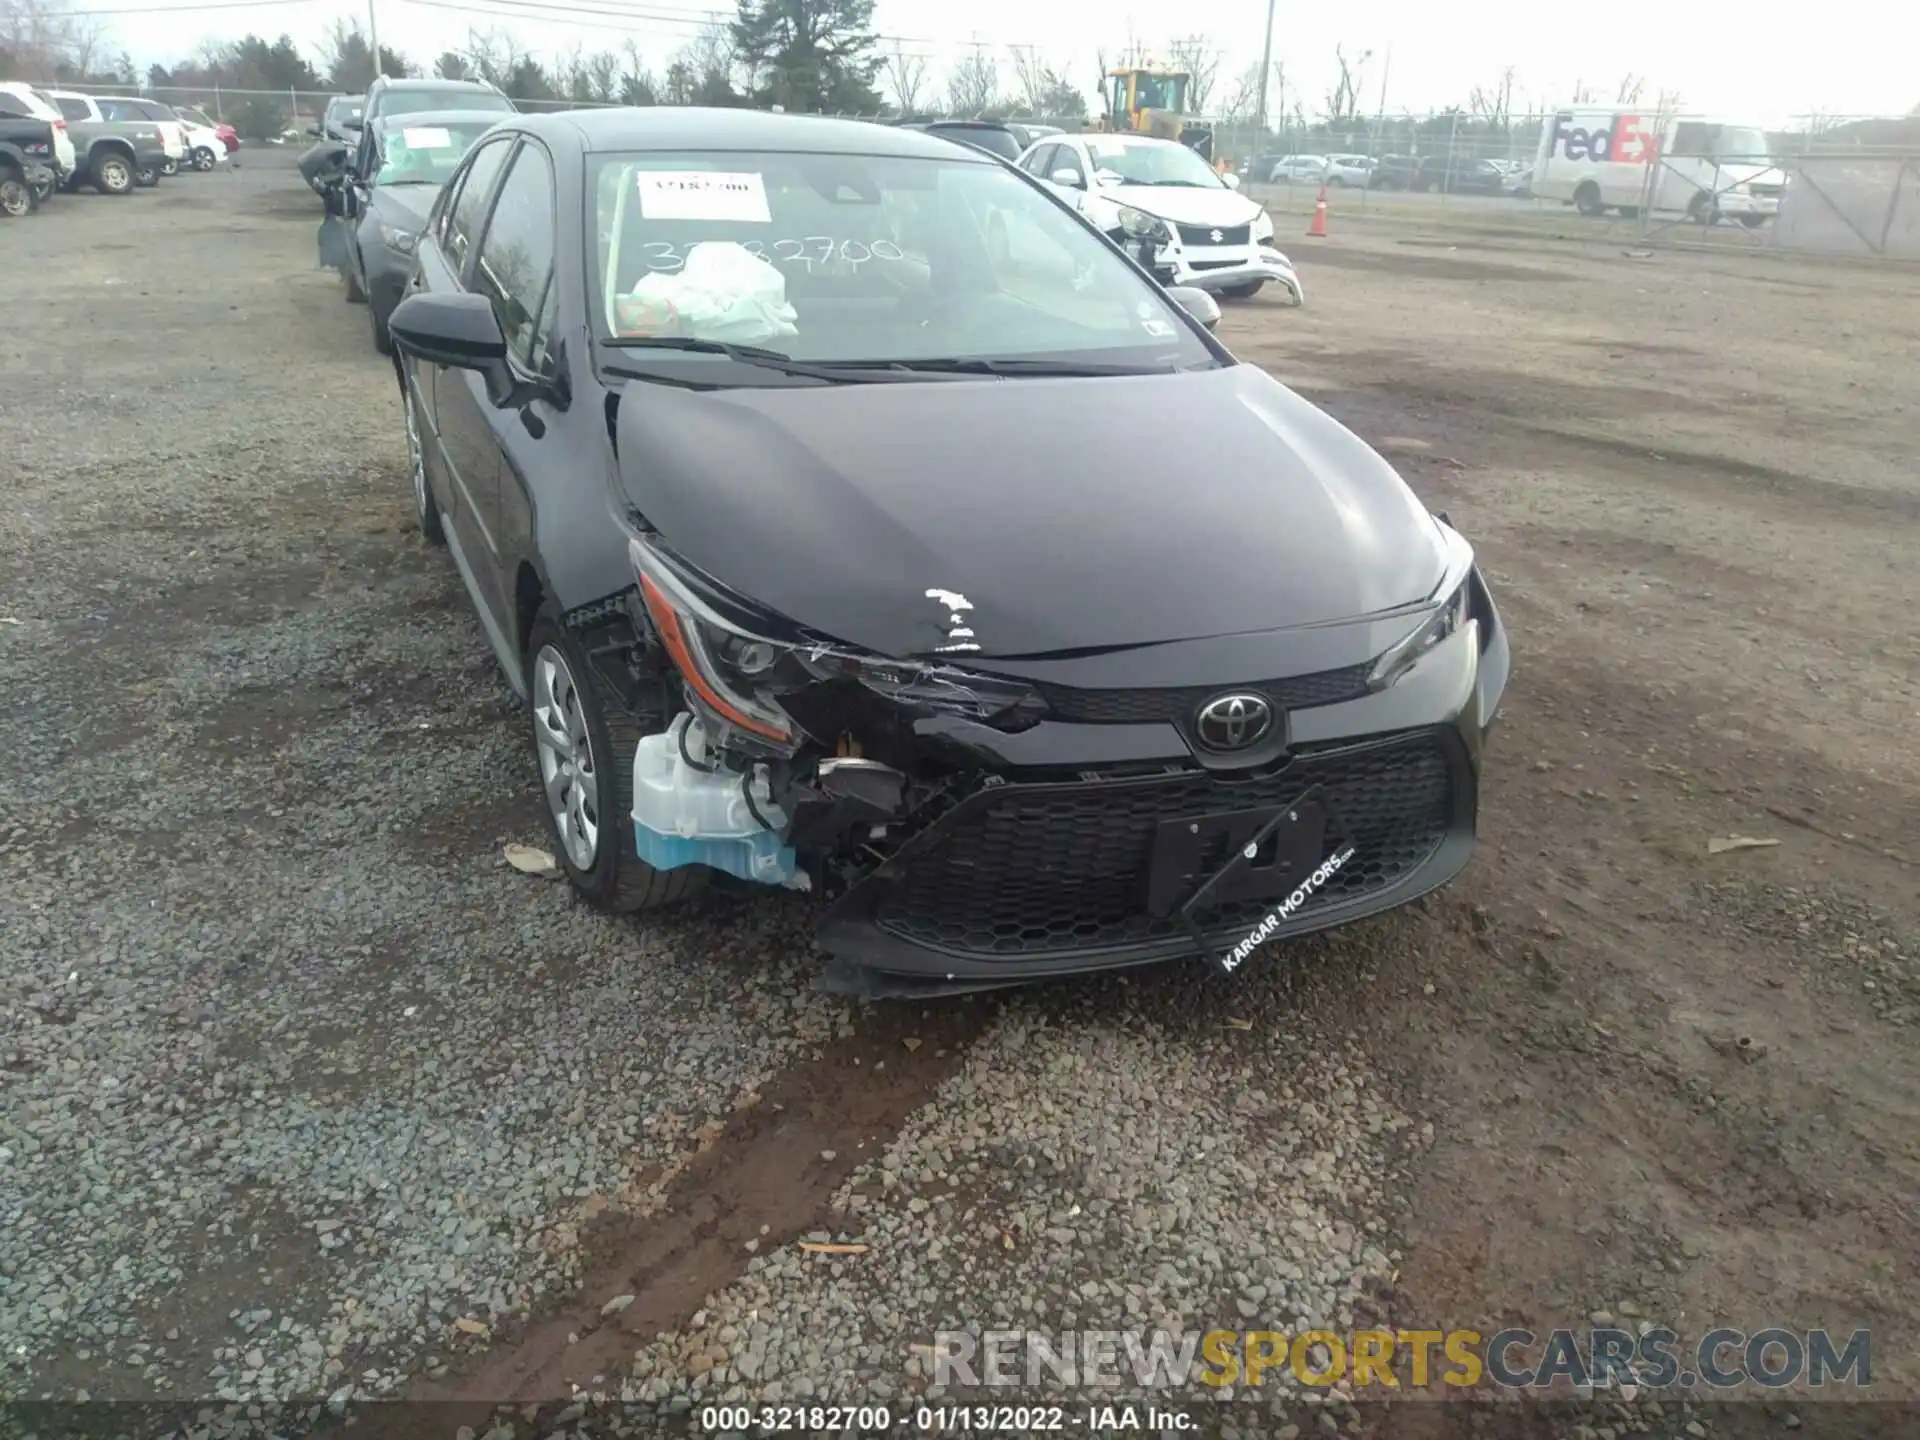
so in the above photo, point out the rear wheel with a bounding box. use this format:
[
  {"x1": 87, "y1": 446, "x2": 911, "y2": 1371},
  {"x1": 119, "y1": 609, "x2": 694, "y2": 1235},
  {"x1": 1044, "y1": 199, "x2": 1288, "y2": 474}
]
[
  {"x1": 1687, "y1": 192, "x2": 1718, "y2": 226},
  {"x1": 0, "y1": 171, "x2": 34, "y2": 218},
  {"x1": 524, "y1": 606, "x2": 707, "y2": 914},
  {"x1": 133, "y1": 161, "x2": 160, "y2": 188},
  {"x1": 91, "y1": 153, "x2": 133, "y2": 195},
  {"x1": 160, "y1": 156, "x2": 178, "y2": 177},
  {"x1": 191, "y1": 147, "x2": 216, "y2": 171},
  {"x1": 1573, "y1": 181, "x2": 1605, "y2": 216}
]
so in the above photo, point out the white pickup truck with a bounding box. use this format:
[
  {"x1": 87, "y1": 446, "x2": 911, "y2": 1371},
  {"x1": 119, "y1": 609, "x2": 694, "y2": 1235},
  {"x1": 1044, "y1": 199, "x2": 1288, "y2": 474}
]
[{"x1": 1531, "y1": 109, "x2": 1786, "y2": 226}]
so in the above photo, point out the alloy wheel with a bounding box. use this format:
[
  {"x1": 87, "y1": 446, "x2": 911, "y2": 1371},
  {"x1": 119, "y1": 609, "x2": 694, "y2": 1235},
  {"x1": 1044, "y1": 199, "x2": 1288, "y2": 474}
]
[
  {"x1": 403, "y1": 385, "x2": 426, "y2": 519},
  {"x1": 0, "y1": 177, "x2": 30, "y2": 217},
  {"x1": 532, "y1": 645, "x2": 599, "y2": 871}
]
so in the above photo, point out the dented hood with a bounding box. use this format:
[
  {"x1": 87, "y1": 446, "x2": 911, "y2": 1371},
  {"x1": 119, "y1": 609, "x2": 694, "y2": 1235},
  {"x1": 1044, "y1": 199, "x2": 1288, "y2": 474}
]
[{"x1": 613, "y1": 364, "x2": 1447, "y2": 659}]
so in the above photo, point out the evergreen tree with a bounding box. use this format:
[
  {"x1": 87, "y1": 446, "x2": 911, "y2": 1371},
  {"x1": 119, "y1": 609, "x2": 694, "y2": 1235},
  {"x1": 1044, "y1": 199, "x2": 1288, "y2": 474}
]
[{"x1": 732, "y1": 0, "x2": 880, "y2": 114}]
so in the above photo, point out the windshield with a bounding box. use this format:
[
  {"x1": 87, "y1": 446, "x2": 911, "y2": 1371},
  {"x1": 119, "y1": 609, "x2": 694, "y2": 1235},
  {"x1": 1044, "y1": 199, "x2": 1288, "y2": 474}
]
[
  {"x1": 1712, "y1": 126, "x2": 1771, "y2": 164},
  {"x1": 373, "y1": 119, "x2": 496, "y2": 185},
  {"x1": 589, "y1": 149, "x2": 1216, "y2": 373},
  {"x1": 1084, "y1": 136, "x2": 1224, "y2": 188},
  {"x1": 1134, "y1": 74, "x2": 1187, "y2": 111},
  {"x1": 330, "y1": 100, "x2": 366, "y2": 124},
  {"x1": 376, "y1": 90, "x2": 511, "y2": 120}
]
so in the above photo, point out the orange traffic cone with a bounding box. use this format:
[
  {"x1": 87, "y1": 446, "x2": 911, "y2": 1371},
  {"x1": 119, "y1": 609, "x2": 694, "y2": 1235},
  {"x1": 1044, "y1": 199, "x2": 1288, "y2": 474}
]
[{"x1": 1307, "y1": 185, "x2": 1329, "y2": 237}]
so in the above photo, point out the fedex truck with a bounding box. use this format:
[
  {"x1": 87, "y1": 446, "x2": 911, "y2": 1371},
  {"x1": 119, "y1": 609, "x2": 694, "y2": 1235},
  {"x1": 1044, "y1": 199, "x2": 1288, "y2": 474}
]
[{"x1": 1531, "y1": 109, "x2": 1786, "y2": 225}]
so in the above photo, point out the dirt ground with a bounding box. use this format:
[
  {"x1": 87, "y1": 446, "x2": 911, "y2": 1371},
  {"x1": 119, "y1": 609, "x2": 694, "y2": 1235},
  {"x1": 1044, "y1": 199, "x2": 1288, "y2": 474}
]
[
  {"x1": 1224, "y1": 210, "x2": 1920, "y2": 1425},
  {"x1": 3, "y1": 154, "x2": 1917, "y2": 1436}
]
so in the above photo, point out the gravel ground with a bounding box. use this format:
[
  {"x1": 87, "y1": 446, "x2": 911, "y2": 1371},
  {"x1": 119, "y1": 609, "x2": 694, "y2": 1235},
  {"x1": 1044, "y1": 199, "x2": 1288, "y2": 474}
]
[
  {"x1": 623, "y1": 964, "x2": 1412, "y2": 1420},
  {"x1": 0, "y1": 162, "x2": 848, "y2": 1406},
  {"x1": 4, "y1": 153, "x2": 1917, "y2": 1440}
]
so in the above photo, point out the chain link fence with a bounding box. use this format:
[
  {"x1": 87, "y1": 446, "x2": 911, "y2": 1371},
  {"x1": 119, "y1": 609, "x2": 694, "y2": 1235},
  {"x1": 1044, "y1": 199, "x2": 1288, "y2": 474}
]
[{"x1": 37, "y1": 79, "x2": 1920, "y2": 259}]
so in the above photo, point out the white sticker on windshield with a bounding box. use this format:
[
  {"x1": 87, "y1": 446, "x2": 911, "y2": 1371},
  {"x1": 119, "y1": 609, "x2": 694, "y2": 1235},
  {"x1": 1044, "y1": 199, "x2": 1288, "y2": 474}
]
[
  {"x1": 637, "y1": 171, "x2": 772, "y2": 223},
  {"x1": 400, "y1": 126, "x2": 453, "y2": 149}
]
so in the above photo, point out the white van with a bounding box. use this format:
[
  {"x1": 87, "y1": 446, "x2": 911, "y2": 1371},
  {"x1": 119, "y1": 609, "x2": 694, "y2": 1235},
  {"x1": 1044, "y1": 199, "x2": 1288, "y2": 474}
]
[{"x1": 1531, "y1": 109, "x2": 1785, "y2": 225}]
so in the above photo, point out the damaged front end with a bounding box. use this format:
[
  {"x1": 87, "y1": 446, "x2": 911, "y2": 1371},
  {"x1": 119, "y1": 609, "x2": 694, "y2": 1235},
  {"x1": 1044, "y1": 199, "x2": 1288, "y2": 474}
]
[{"x1": 612, "y1": 526, "x2": 1047, "y2": 953}]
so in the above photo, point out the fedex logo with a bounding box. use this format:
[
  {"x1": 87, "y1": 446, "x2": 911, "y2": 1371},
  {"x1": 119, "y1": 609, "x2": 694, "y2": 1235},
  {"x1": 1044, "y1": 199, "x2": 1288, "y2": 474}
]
[{"x1": 1551, "y1": 112, "x2": 1659, "y2": 165}]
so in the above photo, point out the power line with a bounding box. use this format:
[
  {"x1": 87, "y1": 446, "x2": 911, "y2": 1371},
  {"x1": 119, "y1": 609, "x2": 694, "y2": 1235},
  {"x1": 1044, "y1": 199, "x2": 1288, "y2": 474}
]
[{"x1": 62, "y1": 0, "x2": 310, "y2": 16}]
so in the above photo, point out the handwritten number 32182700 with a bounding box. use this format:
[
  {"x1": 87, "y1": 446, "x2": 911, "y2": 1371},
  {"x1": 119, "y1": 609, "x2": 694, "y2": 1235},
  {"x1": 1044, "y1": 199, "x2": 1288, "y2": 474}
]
[{"x1": 635, "y1": 238, "x2": 906, "y2": 273}]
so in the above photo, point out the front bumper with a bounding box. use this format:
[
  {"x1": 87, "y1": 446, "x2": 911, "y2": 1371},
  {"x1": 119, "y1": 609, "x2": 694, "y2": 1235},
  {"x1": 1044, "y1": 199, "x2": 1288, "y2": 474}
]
[
  {"x1": 1155, "y1": 240, "x2": 1305, "y2": 304},
  {"x1": 815, "y1": 567, "x2": 1509, "y2": 992},
  {"x1": 1713, "y1": 190, "x2": 1780, "y2": 218}
]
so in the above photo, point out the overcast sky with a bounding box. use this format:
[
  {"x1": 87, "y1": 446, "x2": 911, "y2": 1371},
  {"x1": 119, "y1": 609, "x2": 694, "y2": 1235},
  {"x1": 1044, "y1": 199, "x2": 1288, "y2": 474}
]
[{"x1": 83, "y1": 0, "x2": 1917, "y2": 124}]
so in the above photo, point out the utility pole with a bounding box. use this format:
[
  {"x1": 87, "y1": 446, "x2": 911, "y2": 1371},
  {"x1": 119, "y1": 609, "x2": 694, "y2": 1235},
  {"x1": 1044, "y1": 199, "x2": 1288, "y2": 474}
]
[
  {"x1": 368, "y1": 0, "x2": 381, "y2": 82},
  {"x1": 1252, "y1": 0, "x2": 1276, "y2": 143}
]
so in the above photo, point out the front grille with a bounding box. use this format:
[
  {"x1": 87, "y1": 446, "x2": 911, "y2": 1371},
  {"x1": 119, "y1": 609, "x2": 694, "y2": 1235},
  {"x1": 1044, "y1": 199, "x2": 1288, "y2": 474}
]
[
  {"x1": 1176, "y1": 223, "x2": 1250, "y2": 247},
  {"x1": 1038, "y1": 664, "x2": 1372, "y2": 725},
  {"x1": 873, "y1": 728, "x2": 1459, "y2": 958}
]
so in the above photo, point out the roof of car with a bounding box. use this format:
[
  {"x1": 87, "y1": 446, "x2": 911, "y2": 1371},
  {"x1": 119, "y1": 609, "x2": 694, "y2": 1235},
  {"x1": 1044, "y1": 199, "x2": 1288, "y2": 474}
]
[
  {"x1": 372, "y1": 109, "x2": 511, "y2": 134},
  {"x1": 370, "y1": 77, "x2": 498, "y2": 94},
  {"x1": 536, "y1": 106, "x2": 995, "y2": 160}
]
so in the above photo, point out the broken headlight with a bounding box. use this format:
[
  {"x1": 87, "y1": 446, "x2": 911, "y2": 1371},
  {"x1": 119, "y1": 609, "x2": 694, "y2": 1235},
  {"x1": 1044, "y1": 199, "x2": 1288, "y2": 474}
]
[{"x1": 630, "y1": 533, "x2": 1042, "y2": 748}]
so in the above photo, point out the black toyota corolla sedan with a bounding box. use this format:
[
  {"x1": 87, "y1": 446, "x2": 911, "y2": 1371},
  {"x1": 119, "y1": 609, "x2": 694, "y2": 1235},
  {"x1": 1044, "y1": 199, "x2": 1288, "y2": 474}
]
[{"x1": 385, "y1": 108, "x2": 1510, "y2": 997}]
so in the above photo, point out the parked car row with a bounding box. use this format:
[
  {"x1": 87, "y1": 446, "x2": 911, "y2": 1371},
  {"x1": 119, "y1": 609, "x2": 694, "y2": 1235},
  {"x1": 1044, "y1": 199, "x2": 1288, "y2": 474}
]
[{"x1": 0, "y1": 80, "x2": 237, "y2": 216}]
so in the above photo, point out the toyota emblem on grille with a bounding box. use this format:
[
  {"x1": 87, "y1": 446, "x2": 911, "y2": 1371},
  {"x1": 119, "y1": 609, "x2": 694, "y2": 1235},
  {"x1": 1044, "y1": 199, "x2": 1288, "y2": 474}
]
[
  {"x1": 1209, "y1": 228, "x2": 1224, "y2": 243},
  {"x1": 1195, "y1": 693, "x2": 1273, "y2": 750}
]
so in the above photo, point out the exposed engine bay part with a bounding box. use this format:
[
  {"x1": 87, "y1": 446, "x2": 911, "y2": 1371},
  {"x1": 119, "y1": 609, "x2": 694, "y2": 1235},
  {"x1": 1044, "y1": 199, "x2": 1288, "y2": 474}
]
[{"x1": 632, "y1": 713, "x2": 808, "y2": 890}]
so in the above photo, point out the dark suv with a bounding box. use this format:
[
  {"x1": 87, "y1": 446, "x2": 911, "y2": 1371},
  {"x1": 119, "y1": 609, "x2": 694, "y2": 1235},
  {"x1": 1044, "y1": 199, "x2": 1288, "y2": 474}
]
[{"x1": 350, "y1": 77, "x2": 514, "y2": 182}]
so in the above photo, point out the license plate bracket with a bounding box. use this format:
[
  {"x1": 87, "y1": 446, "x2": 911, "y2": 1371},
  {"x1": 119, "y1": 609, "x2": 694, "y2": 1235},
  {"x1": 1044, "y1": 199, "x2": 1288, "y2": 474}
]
[{"x1": 1145, "y1": 792, "x2": 1329, "y2": 920}]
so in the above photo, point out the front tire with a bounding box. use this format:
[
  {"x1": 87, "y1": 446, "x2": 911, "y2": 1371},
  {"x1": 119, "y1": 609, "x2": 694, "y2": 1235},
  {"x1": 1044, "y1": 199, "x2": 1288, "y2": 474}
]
[
  {"x1": 191, "y1": 147, "x2": 216, "y2": 171},
  {"x1": 524, "y1": 607, "x2": 707, "y2": 914},
  {"x1": 91, "y1": 154, "x2": 133, "y2": 195},
  {"x1": 401, "y1": 377, "x2": 443, "y2": 546},
  {"x1": 1573, "y1": 181, "x2": 1605, "y2": 216}
]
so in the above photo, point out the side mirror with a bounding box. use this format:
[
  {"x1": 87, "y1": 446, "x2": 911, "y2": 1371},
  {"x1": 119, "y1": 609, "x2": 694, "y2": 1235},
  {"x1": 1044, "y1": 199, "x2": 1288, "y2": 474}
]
[
  {"x1": 1165, "y1": 285, "x2": 1221, "y2": 332},
  {"x1": 1049, "y1": 168, "x2": 1084, "y2": 189},
  {"x1": 1222, "y1": 172, "x2": 1241, "y2": 190},
  {"x1": 389, "y1": 291, "x2": 521, "y2": 406}
]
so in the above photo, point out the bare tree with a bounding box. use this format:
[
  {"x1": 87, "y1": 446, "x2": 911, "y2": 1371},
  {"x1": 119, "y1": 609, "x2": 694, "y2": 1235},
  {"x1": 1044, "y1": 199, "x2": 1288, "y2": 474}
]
[
  {"x1": 880, "y1": 43, "x2": 927, "y2": 114},
  {"x1": 462, "y1": 27, "x2": 526, "y2": 91},
  {"x1": 1469, "y1": 66, "x2": 1516, "y2": 130},
  {"x1": 1325, "y1": 44, "x2": 1372, "y2": 123},
  {"x1": 1163, "y1": 35, "x2": 1219, "y2": 112},
  {"x1": 1217, "y1": 62, "x2": 1262, "y2": 123},
  {"x1": 945, "y1": 47, "x2": 999, "y2": 117}
]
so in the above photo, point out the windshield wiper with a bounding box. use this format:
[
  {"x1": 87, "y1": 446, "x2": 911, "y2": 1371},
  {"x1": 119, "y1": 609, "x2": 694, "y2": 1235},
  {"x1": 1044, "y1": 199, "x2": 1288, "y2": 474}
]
[
  {"x1": 601, "y1": 336, "x2": 887, "y2": 383},
  {"x1": 824, "y1": 356, "x2": 1191, "y2": 378}
]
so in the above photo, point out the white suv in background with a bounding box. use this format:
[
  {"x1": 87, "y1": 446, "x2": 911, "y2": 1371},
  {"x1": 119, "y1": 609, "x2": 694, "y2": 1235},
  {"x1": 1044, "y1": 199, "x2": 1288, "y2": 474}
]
[
  {"x1": 0, "y1": 82, "x2": 77, "y2": 179},
  {"x1": 1325, "y1": 154, "x2": 1375, "y2": 186}
]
